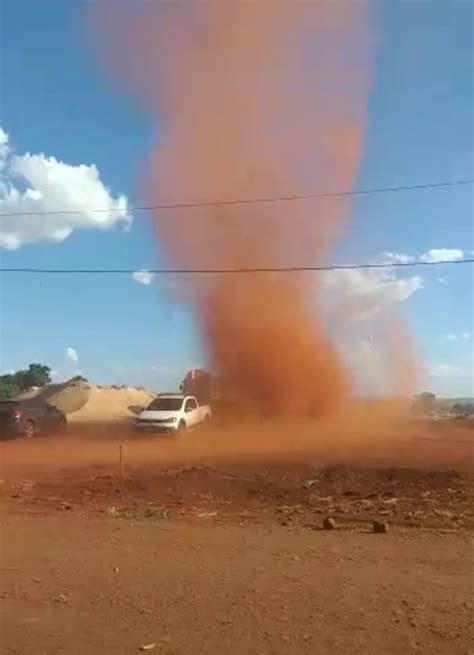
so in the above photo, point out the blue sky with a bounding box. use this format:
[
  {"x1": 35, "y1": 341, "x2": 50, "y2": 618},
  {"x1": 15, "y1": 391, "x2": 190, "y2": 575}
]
[{"x1": 0, "y1": 0, "x2": 472, "y2": 396}]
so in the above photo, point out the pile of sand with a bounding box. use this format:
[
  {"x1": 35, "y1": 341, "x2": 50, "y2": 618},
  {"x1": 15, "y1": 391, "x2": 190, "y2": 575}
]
[
  {"x1": 42, "y1": 382, "x2": 91, "y2": 414},
  {"x1": 67, "y1": 385, "x2": 155, "y2": 423},
  {"x1": 15, "y1": 383, "x2": 155, "y2": 423}
]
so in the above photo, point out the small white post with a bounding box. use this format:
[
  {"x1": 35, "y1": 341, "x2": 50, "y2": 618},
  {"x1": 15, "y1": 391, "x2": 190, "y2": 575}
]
[{"x1": 119, "y1": 443, "x2": 125, "y2": 477}]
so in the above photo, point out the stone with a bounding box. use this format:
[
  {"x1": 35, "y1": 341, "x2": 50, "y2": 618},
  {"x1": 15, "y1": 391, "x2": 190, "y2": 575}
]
[
  {"x1": 323, "y1": 517, "x2": 337, "y2": 530},
  {"x1": 373, "y1": 520, "x2": 389, "y2": 534}
]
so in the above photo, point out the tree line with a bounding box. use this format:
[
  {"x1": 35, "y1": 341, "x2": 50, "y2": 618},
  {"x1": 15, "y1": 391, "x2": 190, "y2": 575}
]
[{"x1": 0, "y1": 364, "x2": 87, "y2": 399}]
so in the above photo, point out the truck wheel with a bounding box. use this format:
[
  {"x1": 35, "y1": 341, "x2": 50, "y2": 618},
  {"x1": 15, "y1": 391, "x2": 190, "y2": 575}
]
[
  {"x1": 24, "y1": 420, "x2": 36, "y2": 439},
  {"x1": 177, "y1": 420, "x2": 186, "y2": 432}
]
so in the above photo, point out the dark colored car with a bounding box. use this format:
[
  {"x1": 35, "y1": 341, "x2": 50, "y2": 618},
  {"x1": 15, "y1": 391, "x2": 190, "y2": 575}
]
[{"x1": 0, "y1": 398, "x2": 67, "y2": 439}]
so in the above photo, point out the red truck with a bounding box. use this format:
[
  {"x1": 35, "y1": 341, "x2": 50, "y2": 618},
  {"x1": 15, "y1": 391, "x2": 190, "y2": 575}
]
[
  {"x1": 181, "y1": 369, "x2": 238, "y2": 421},
  {"x1": 181, "y1": 369, "x2": 212, "y2": 406}
]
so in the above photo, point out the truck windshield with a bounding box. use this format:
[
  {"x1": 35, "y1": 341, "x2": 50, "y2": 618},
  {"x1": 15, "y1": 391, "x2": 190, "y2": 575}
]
[{"x1": 147, "y1": 398, "x2": 183, "y2": 411}]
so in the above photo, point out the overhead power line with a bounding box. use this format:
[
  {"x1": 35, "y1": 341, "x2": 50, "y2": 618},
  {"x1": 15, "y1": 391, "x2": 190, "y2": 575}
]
[
  {"x1": 0, "y1": 178, "x2": 473, "y2": 218},
  {"x1": 1, "y1": 259, "x2": 472, "y2": 275}
]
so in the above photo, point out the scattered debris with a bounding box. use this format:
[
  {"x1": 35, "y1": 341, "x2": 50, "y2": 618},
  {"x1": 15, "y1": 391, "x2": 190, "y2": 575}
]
[
  {"x1": 323, "y1": 517, "x2": 337, "y2": 530},
  {"x1": 106, "y1": 506, "x2": 170, "y2": 521},
  {"x1": 143, "y1": 507, "x2": 170, "y2": 520},
  {"x1": 51, "y1": 593, "x2": 69, "y2": 604},
  {"x1": 181, "y1": 466, "x2": 209, "y2": 476},
  {"x1": 373, "y1": 520, "x2": 389, "y2": 534},
  {"x1": 196, "y1": 511, "x2": 218, "y2": 519},
  {"x1": 3, "y1": 463, "x2": 470, "y2": 532}
]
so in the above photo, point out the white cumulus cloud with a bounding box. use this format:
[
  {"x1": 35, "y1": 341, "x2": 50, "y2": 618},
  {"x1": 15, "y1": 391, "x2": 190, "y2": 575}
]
[
  {"x1": 428, "y1": 364, "x2": 464, "y2": 378},
  {"x1": 382, "y1": 252, "x2": 414, "y2": 264},
  {"x1": 66, "y1": 347, "x2": 79, "y2": 364},
  {"x1": 321, "y1": 268, "x2": 424, "y2": 321},
  {"x1": 132, "y1": 270, "x2": 154, "y2": 285},
  {"x1": 446, "y1": 332, "x2": 471, "y2": 341},
  {"x1": 419, "y1": 248, "x2": 463, "y2": 263},
  {"x1": 0, "y1": 127, "x2": 131, "y2": 249}
]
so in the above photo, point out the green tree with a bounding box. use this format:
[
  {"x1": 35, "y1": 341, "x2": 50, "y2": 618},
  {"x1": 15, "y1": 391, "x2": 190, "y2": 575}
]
[
  {"x1": 17, "y1": 364, "x2": 51, "y2": 388},
  {"x1": 69, "y1": 375, "x2": 88, "y2": 383},
  {"x1": 0, "y1": 364, "x2": 51, "y2": 398},
  {"x1": 0, "y1": 374, "x2": 20, "y2": 399}
]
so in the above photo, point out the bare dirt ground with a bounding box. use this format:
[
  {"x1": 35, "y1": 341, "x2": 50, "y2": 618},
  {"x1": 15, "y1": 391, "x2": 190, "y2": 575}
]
[{"x1": 0, "y1": 419, "x2": 473, "y2": 654}]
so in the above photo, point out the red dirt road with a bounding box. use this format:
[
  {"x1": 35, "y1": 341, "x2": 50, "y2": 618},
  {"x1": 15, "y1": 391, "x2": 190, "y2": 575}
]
[
  {"x1": 1, "y1": 421, "x2": 473, "y2": 654},
  {"x1": 1, "y1": 514, "x2": 473, "y2": 655}
]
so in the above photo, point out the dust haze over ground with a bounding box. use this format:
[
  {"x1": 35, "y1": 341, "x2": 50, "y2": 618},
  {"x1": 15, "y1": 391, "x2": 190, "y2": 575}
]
[
  {"x1": 4, "y1": 381, "x2": 469, "y2": 478},
  {"x1": 1, "y1": 415, "x2": 473, "y2": 481}
]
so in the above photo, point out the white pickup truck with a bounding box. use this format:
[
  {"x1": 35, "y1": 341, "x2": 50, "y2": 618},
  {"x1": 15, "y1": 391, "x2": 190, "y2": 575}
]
[{"x1": 135, "y1": 394, "x2": 211, "y2": 433}]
